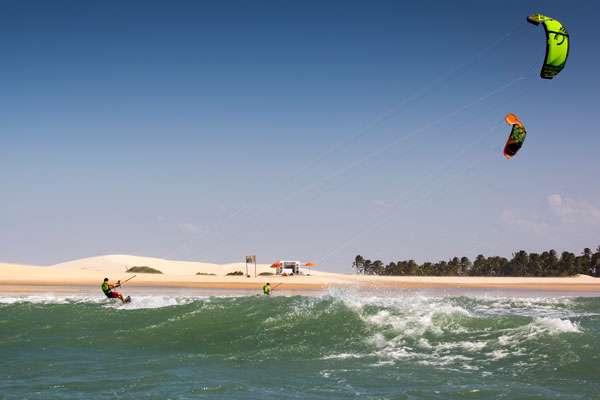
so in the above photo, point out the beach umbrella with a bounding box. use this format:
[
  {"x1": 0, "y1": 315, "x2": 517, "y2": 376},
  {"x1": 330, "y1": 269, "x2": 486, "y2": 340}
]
[
  {"x1": 270, "y1": 262, "x2": 282, "y2": 268},
  {"x1": 304, "y1": 262, "x2": 315, "y2": 274}
]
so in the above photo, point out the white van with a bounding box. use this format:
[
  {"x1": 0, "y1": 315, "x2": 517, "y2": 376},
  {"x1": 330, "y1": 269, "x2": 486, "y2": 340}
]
[{"x1": 276, "y1": 261, "x2": 300, "y2": 276}]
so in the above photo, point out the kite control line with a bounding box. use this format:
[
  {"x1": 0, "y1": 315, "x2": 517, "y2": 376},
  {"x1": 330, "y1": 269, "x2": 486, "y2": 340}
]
[
  {"x1": 122, "y1": 275, "x2": 137, "y2": 284},
  {"x1": 117, "y1": 275, "x2": 137, "y2": 287}
]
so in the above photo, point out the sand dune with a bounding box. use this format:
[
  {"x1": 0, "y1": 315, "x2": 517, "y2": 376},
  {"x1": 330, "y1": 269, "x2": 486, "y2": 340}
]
[
  {"x1": 49, "y1": 254, "x2": 338, "y2": 277},
  {"x1": 50, "y1": 254, "x2": 240, "y2": 275}
]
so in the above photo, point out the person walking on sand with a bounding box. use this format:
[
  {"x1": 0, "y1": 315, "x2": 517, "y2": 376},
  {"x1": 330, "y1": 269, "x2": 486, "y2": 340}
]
[
  {"x1": 263, "y1": 283, "x2": 271, "y2": 295},
  {"x1": 102, "y1": 278, "x2": 126, "y2": 303}
]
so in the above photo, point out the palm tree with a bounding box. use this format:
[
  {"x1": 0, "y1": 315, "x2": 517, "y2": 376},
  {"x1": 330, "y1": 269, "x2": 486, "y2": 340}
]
[
  {"x1": 471, "y1": 254, "x2": 487, "y2": 276},
  {"x1": 592, "y1": 246, "x2": 600, "y2": 277},
  {"x1": 510, "y1": 250, "x2": 529, "y2": 277},
  {"x1": 541, "y1": 250, "x2": 559, "y2": 276},
  {"x1": 559, "y1": 251, "x2": 576, "y2": 276},
  {"x1": 460, "y1": 257, "x2": 472, "y2": 276},
  {"x1": 528, "y1": 253, "x2": 543, "y2": 276},
  {"x1": 353, "y1": 255, "x2": 365, "y2": 275},
  {"x1": 372, "y1": 260, "x2": 384, "y2": 275}
]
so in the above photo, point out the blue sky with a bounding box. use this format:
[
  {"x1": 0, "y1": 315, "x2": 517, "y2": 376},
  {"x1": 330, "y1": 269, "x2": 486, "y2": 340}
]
[{"x1": 1, "y1": 0, "x2": 598, "y2": 272}]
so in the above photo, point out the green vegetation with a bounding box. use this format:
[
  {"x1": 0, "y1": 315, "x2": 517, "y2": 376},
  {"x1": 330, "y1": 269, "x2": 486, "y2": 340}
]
[
  {"x1": 353, "y1": 246, "x2": 600, "y2": 277},
  {"x1": 259, "y1": 272, "x2": 274, "y2": 276},
  {"x1": 196, "y1": 272, "x2": 216, "y2": 276},
  {"x1": 126, "y1": 266, "x2": 163, "y2": 274},
  {"x1": 226, "y1": 271, "x2": 244, "y2": 276}
]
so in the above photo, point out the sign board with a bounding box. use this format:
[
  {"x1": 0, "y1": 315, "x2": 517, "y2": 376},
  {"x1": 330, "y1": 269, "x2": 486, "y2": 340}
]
[{"x1": 246, "y1": 255, "x2": 256, "y2": 263}]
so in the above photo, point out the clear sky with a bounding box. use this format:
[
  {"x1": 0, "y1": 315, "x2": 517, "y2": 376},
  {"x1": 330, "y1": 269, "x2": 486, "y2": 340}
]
[{"x1": 1, "y1": 0, "x2": 599, "y2": 272}]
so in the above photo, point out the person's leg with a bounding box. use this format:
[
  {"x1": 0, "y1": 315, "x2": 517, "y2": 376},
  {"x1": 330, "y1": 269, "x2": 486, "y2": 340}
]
[{"x1": 113, "y1": 292, "x2": 125, "y2": 303}]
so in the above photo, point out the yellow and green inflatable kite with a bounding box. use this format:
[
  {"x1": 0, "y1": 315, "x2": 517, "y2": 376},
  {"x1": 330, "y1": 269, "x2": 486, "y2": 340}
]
[{"x1": 527, "y1": 14, "x2": 569, "y2": 79}]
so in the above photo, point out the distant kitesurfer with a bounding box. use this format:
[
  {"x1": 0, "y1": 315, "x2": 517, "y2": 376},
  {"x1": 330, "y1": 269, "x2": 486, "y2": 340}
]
[
  {"x1": 102, "y1": 278, "x2": 127, "y2": 303},
  {"x1": 263, "y1": 283, "x2": 271, "y2": 295}
]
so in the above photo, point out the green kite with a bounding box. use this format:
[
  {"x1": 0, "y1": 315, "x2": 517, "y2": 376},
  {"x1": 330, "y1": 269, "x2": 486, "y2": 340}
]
[{"x1": 527, "y1": 14, "x2": 569, "y2": 79}]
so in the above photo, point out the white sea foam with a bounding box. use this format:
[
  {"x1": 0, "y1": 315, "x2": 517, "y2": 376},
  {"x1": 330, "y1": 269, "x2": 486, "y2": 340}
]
[
  {"x1": 112, "y1": 295, "x2": 198, "y2": 310},
  {"x1": 417, "y1": 354, "x2": 474, "y2": 367},
  {"x1": 486, "y1": 349, "x2": 510, "y2": 361},
  {"x1": 469, "y1": 295, "x2": 575, "y2": 319},
  {"x1": 497, "y1": 335, "x2": 513, "y2": 346},
  {"x1": 435, "y1": 341, "x2": 488, "y2": 352},
  {"x1": 357, "y1": 297, "x2": 472, "y2": 339},
  {"x1": 316, "y1": 291, "x2": 588, "y2": 371},
  {"x1": 374, "y1": 346, "x2": 417, "y2": 361},
  {"x1": 530, "y1": 317, "x2": 581, "y2": 334},
  {"x1": 371, "y1": 359, "x2": 395, "y2": 366},
  {"x1": 0, "y1": 293, "x2": 210, "y2": 309},
  {"x1": 366, "y1": 333, "x2": 390, "y2": 348},
  {"x1": 0, "y1": 294, "x2": 103, "y2": 305},
  {"x1": 321, "y1": 353, "x2": 364, "y2": 360},
  {"x1": 460, "y1": 341, "x2": 488, "y2": 351}
]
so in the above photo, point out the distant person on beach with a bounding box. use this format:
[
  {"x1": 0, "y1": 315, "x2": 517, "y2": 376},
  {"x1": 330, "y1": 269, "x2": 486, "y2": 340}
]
[
  {"x1": 102, "y1": 278, "x2": 126, "y2": 303},
  {"x1": 263, "y1": 283, "x2": 271, "y2": 295}
]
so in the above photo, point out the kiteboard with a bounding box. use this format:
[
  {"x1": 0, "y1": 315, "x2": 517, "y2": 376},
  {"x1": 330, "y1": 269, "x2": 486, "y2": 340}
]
[{"x1": 125, "y1": 296, "x2": 131, "y2": 304}]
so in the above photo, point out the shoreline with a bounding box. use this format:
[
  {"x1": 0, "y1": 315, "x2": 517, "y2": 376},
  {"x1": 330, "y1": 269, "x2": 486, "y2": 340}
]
[
  {"x1": 2, "y1": 278, "x2": 599, "y2": 295},
  {"x1": 1, "y1": 261, "x2": 599, "y2": 294}
]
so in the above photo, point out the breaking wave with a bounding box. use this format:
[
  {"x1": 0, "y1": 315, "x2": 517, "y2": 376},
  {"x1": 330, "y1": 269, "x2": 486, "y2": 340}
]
[{"x1": 1, "y1": 289, "x2": 598, "y2": 399}]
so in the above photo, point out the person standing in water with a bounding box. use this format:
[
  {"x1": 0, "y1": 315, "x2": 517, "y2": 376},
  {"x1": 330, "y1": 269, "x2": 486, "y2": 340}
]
[
  {"x1": 263, "y1": 283, "x2": 271, "y2": 295},
  {"x1": 102, "y1": 278, "x2": 126, "y2": 303}
]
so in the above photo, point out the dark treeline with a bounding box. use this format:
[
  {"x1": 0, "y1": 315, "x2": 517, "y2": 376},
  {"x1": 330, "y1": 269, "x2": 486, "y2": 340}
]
[{"x1": 353, "y1": 246, "x2": 600, "y2": 277}]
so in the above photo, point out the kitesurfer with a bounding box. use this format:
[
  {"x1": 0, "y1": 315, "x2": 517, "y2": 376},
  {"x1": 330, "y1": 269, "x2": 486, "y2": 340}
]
[
  {"x1": 102, "y1": 278, "x2": 126, "y2": 303},
  {"x1": 263, "y1": 283, "x2": 271, "y2": 295}
]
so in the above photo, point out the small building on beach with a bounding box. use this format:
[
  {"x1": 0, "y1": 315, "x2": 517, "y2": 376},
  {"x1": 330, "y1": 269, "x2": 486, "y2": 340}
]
[{"x1": 275, "y1": 261, "x2": 301, "y2": 276}]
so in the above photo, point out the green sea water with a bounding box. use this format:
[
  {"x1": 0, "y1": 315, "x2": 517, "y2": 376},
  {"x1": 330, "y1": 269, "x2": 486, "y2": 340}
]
[{"x1": 1, "y1": 289, "x2": 599, "y2": 399}]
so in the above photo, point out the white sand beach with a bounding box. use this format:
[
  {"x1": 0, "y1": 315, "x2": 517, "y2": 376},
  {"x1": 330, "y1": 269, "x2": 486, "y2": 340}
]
[{"x1": 1, "y1": 254, "x2": 599, "y2": 294}]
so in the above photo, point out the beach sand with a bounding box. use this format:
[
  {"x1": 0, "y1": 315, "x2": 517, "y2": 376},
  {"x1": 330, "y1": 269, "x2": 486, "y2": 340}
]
[{"x1": 1, "y1": 255, "x2": 599, "y2": 294}]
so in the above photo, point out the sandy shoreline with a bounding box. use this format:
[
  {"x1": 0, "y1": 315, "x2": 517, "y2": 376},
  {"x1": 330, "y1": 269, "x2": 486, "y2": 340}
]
[{"x1": 2, "y1": 260, "x2": 599, "y2": 294}]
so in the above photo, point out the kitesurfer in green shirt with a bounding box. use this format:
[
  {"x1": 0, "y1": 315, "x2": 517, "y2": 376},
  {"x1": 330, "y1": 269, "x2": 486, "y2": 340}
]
[
  {"x1": 102, "y1": 278, "x2": 126, "y2": 303},
  {"x1": 263, "y1": 283, "x2": 271, "y2": 295}
]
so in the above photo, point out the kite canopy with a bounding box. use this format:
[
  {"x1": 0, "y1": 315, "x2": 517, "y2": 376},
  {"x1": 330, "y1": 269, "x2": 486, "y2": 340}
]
[
  {"x1": 526, "y1": 14, "x2": 569, "y2": 79},
  {"x1": 504, "y1": 114, "x2": 526, "y2": 159}
]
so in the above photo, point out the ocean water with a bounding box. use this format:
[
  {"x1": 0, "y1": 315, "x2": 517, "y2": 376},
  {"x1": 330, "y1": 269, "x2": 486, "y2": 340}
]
[{"x1": 1, "y1": 289, "x2": 599, "y2": 399}]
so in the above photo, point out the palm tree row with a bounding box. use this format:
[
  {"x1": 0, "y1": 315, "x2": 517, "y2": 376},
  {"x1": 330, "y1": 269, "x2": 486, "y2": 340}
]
[{"x1": 352, "y1": 246, "x2": 600, "y2": 277}]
